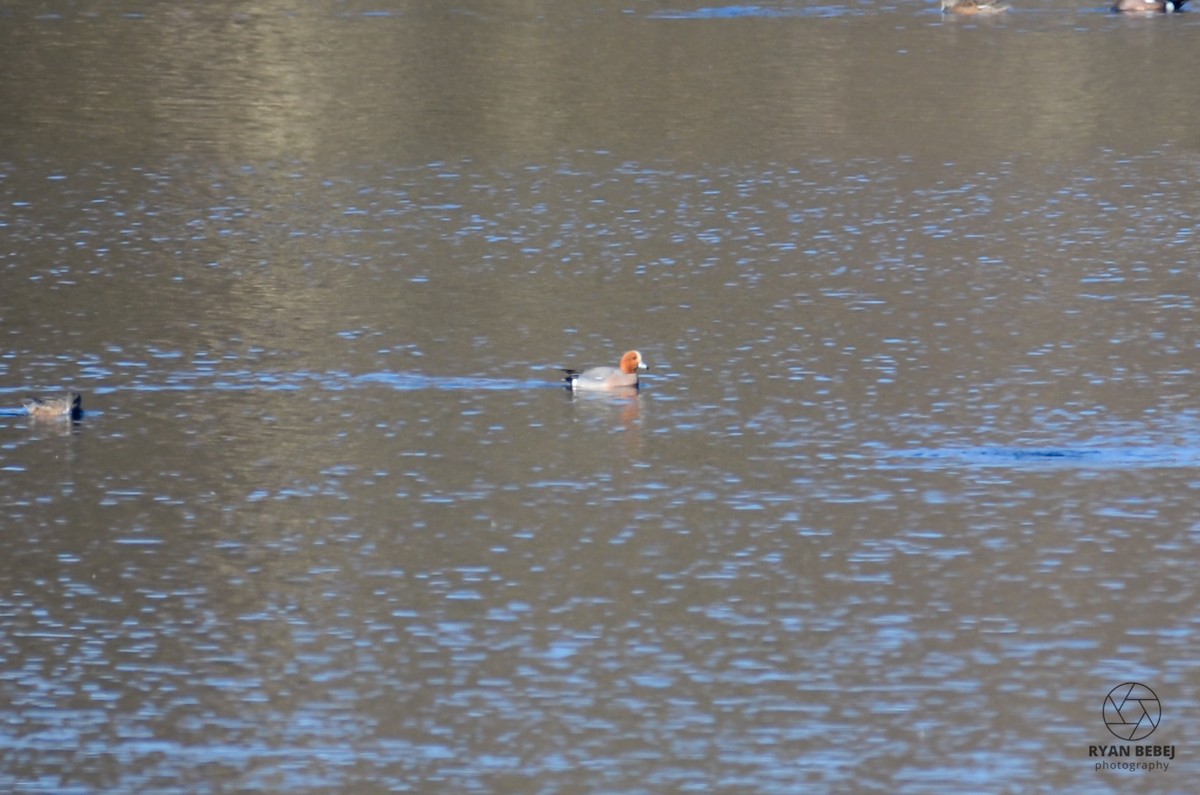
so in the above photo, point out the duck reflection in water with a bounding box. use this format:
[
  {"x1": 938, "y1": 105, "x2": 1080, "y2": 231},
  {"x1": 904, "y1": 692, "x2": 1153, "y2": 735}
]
[{"x1": 23, "y1": 392, "x2": 83, "y2": 420}]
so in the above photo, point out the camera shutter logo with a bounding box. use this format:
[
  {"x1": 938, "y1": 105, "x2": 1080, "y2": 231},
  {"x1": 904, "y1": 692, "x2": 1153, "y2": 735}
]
[{"x1": 1103, "y1": 683, "x2": 1160, "y2": 741}]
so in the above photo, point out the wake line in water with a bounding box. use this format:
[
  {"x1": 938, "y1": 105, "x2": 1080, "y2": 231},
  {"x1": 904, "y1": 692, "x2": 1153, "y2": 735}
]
[
  {"x1": 882, "y1": 446, "x2": 1200, "y2": 470},
  {"x1": 649, "y1": 5, "x2": 855, "y2": 19},
  {"x1": 351, "y1": 372, "x2": 560, "y2": 391},
  {"x1": 0, "y1": 371, "x2": 567, "y2": 397}
]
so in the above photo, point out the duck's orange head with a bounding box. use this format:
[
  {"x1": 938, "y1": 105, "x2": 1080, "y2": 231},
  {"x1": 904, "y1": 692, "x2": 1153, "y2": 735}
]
[{"x1": 620, "y1": 350, "x2": 649, "y2": 374}]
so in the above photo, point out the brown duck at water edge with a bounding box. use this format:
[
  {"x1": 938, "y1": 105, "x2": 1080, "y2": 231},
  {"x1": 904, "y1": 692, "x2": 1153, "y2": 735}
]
[
  {"x1": 941, "y1": 0, "x2": 1010, "y2": 13},
  {"x1": 22, "y1": 392, "x2": 83, "y2": 419}
]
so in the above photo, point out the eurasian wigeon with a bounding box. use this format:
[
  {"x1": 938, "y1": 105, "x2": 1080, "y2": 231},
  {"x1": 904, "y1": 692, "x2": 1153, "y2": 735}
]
[
  {"x1": 1112, "y1": 0, "x2": 1186, "y2": 11},
  {"x1": 562, "y1": 350, "x2": 649, "y2": 392},
  {"x1": 22, "y1": 392, "x2": 83, "y2": 419},
  {"x1": 941, "y1": 0, "x2": 1010, "y2": 13}
]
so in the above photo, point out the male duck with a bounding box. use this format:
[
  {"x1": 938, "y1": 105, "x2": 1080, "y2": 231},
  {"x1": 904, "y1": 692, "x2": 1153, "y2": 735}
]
[{"x1": 562, "y1": 350, "x2": 648, "y2": 392}]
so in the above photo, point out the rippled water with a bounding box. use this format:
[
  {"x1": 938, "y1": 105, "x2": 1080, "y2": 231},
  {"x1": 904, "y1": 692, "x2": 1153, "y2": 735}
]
[{"x1": 3, "y1": 1, "x2": 1200, "y2": 793}]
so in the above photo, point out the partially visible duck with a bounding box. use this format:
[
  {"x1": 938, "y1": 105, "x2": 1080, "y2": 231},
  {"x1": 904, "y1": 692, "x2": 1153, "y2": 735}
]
[
  {"x1": 1112, "y1": 0, "x2": 1187, "y2": 11},
  {"x1": 562, "y1": 350, "x2": 648, "y2": 392},
  {"x1": 23, "y1": 392, "x2": 82, "y2": 420},
  {"x1": 941, "y1": 0, "x2": 1010, "y2": 13}
]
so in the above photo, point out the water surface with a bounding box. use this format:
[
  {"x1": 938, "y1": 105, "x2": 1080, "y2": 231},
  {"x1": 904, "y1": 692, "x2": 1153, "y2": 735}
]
[{"x1": 2, "y1": 1, "x2": 1199, "y2": 792}]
